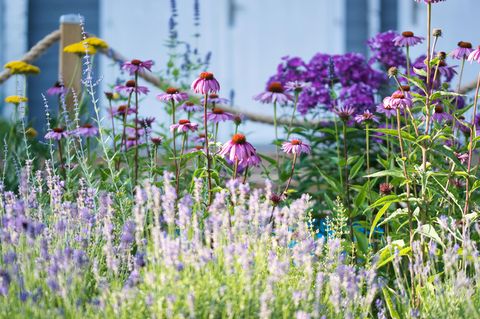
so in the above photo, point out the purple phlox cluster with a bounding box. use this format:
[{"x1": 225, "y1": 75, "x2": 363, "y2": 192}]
[{"x1": 367, "y1": 31, "x2": 406, "y2": 69}]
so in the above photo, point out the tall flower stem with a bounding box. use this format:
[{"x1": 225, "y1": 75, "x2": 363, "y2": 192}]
[
  {"x1": 365, "y1": 124, "x2": 371, "y2": 205},
  {"x1": 121, "y1": 93, "x2": 132, "y2": 153},
  {"x1": 242, "y1": 165, "x2": 249, "y2": 184},
  {"x1": 134, "y1": 73, "x2": 140, "y2": 186},
  {"x1": 283, "y1": 153, "x2": 297, "y2": 195},
  {"x1": 286, "y1": 93, "x2": 299, "y2": 141},
  {"x1": 342, "y1": 121, "x2": 353, "y2": 243},
  {"x1": 334, "y1": 119, "x2": 344, "y2": 188},
  {"x1": 273, "y1": 101, "x2": 280, "y2": 179},
  {"x1": 171, "y1": 100, "x2": 179, "y2": 194},
  {"x1": 203, "y1": 93, "x2": 212, "y2": 204},
  {"x1": 406, "y1": 45, "x2": 411, "y2": 78},
  {"x1": 233, "y1": 158, "x2": 239, "y2": 180},
  {"x1": 452, "y1": 58, "x2": 466, "y2": 146},
  {"x1": 57, "y1": 140, "x2": 65, "y2": 177},
  {"x1": 462, "y1": 71, "x2": 480, "y2": 237},
  {"x1": 108, "y1": 99, "x2": 117, "y2": 155}
]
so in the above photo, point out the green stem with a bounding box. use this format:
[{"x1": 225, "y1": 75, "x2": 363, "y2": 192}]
[
  {"x1": 283, "y1": 153, "x2": 297, "y2": 195},
  {"x1": 172, "y1": 100, "x2": 179, "y2": 194},
  {"x1": 273, "y1": 101, "x2": 280, "y2": 180},
  {"x1": 203, "y1": 94, "x2": 213, "y2": 204}
]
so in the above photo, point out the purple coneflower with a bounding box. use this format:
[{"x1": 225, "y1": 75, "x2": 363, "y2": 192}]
[
  {"x1": 201, "y1": 93, "x2": 229, "y2": 105},
  {"x1": 393, "y1": 31, "x2": 424, "y2": 47},
  {"x1": 115, "y1": 80, "x2": 149, "y2": 95},
  {"x1": 110, "y1": 105, "x2": 136, "y2": 117},
  {"x1": 454, "y1": 152, "x2": 469, "y2": 164},
  {"x1": 354, "y1": 110, "x2": 379, "y2": 124},
  {"x1": 46, "y1": 81, "x2": 67, "y2": 96},
  {"x1": 137, "y1": 117, "x2": 156, "y2": 129},
  {"x1": 467, "y1": 46, "x2": 480, "y2": 63},
  {"x1": 388, "y1": 92, "x2": 412, "y2": 109},
  {"x1": 180, "y1": 101, "x2": 202, "y2": 112},
  {"x1": 254, "y1": 82, "x2": 293, "y2": 105},
  {"x1": 126, "y1": 137, "x2": 142, "y2": 150},
  {"x1": 432, "y1": 104, "x2": 452, "y2": 123},
  {"x1": 219, "y1": 134, "x2": 261, "y2": 168},
  {"x1": 74, "y1": 124, "x2": 99, "y2": 138},
  {"x1": 377, "y1": 100, "x2": 397, "y2": 118},
  {"x1": 379, "y1": 183, "x2": 394, "y2": 195},
  {"x1": 191, "y1": 72, "x2": 220, "y2": 94},
  {"x1": 451, "y1": 41, "x2": 473, "y2": 60},
  {"x1": 334, "y1": 105, "x2": 355, "y2": 121},
  {"x1": 414, "y1": 0, "x2": 445, "y2": 3},
  {"x1": 170, "y1": 119, "x2": 199, "y2": 133},
  {"x1": 285, "y1": 81, "x2": 310, "y2": 93},
  {"x1": 207, "y1": 108, "x2": 235, "y2": 123},
  {"x1": 281, "y1": 139, "x2": 311, "y2": 155},
  {"x1": 151, "y1": 137, "x2": 162, "y2": 146},
  {"x1": 157, "y1": 87, "x2": 189, "y2": 103},
  {"x1": 45, "y1": 128, "x2": 68, "y2": 140},
  {"x1": 122, "y1": 59, "x2": 154, "y2": 75},
  {"x1": 192, "y1": 133, "x2": 206, "y2": 144}
]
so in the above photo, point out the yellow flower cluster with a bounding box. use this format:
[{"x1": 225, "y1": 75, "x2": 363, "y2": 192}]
[
  {"x1": 4, "y1": 95, "x2": 28, "y2": 105},
  {"x1": 63, "y1": 37, "x2": 108, "y2": 56},
  {"x1": 4, "y1": 61, "x2": 40, "y2": 75},
  {"x1": 25, "y1": 127, "x2": 38, "y2": 139}
]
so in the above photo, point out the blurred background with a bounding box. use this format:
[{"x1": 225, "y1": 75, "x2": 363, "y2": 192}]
[{"x1": 0, "y1": 0, "x2": 478, "y2": 144}]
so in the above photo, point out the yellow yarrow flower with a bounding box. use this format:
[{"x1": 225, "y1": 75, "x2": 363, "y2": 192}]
[
  {"x1": 25, "y1": 127, "x2": 38, "y2": 139},
  {"x1": 84, "y1": 37, "x2": 108, "y2": 49},
  {"x1": 64, "y1": 42, "x2": 97, "y2": 55},
  {"x1": 4, "y1": 61, "x2": 40, "y2": 75},
  {"x1": 4, "y1": 95, "x2": 28, "y2": 105}
]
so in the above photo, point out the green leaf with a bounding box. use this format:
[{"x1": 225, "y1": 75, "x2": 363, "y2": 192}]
[
  {"x1": 373, "y1": 128, "x2": 415, "y2": 142},
  {"x1": 416, "y1": 224, "x2": 445, "y2": 248},
  {"x1": 382, "y1": 287, "x2": 401, "y2": 319},
  {"x1": 369, "y1": 201, "x2": 394, "y2": 241},
  {"x1": 314, "y1": 165, "x2": 340, "y2": 193},
  {"x1": 413, "y1": 67, "x2": 427, "y2": 77},
  {"x1": 349, "y1": 156, "x2": 365, "y2": 179},
  {"x1": 365, "y1": 169, "x2": 404, "y2": 179},
  {"x1": 353, "y1": 227, "x2": 369, "y2": 253}
]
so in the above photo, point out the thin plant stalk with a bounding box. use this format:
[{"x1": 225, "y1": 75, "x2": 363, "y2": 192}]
[
  {"x1": 233, "y1": 158, "x2": 239, "y2": 180},
  {"x1": 273, "y1": 100, "x2": 280, "y2": 179},
  {"x1": 283, "y1": 153, "x2": 297, "y2": 195},
  {"x1": 342, "y1": 121, "x2": 353, "y2": 243},
  {"x1": 203, "y1": 93, "x2": 213, "y2": 204},
  {"x1": 334, "y1": 119, "x2": 344, "y2": 188},
  {"x1": 286, "y1": 93, "x2": 299, "y2": 141},
  {"x1": 134, "y1": 73, "x2": 140, "y2": 185},
  {"x1": 242, "y1": 165, "x2": 249, "y2": 184},
  {"x1": 108, "y1": 98, "x2": 117, "y2": 155},
  {"x1": 406, "y1": 45, "x2": 411, "y2": 78},
  {"x1": 462, "y1": 71, "x2": 480, "y2": 236},
  {"x1": 365, "y1": 123, "x2": 371, "y2": 205},
  {"x1": 171, "y1": 100, "x2": 179, "y2": 194}
]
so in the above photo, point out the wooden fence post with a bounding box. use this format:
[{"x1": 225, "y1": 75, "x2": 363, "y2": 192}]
[{"x1": 59, "y1": 14, "x2": 83, "y2": 113}]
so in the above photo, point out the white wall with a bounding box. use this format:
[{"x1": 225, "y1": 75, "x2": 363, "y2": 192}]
[{"x1": 99, "y1": 0, "x2": 345, "y2": 144}]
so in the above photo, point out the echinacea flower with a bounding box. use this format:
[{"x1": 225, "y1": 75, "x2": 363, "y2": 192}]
[
  {"x1": 414, "y1": 0, "x2": 446, "y2": 3},
  {"x1": 432, "y1": 104, "x2": 452, "y2": 123},
  {"x1": 219, "y1": 133, "x2": 261, "y2": 167},
  {"x1": 207, "y1": 108, "x2": 235, "y2": 123},
  {"x1": 170, "y1": 119, "x2": 199, "y2": 133},
  {"x1": 254, "y1": 81, "x2": 293, "y2": 105},
  {"x1": 73, "y1": 124, "x2": 99, "y2": 138},
  {"x1": 192, "y1": 133, "x2": 206, "y2": 144},
  {"x1": 115, "y1": 80, "x2": 149, "y2": 95},
  {"x1": 45, "y1": 128, "x2": 69, "y2": 140},
  {"x1": 46, "y1": 81, "x2": 67, "y2": 96},
  {"x1": 379, "y1": 183, "x2": 394, "y2": 195},
  {"x1": 110, "y1": 105, "x2": 136, "y2": 117},
  {"x1": 4, "y1": 61, "x2": 40, "y2": 75},
  {"x1": 191, "y1": 72, "x2": 220, "y2": 94},
  {"x1": 201, "y1": 93, "x2": 229, "y2": 105},
  {"x1": 126, "y1": 137, "x2": 142, "y2": 150},
  {"x1": 388, "y1": 92, "x2": 412, "y2": 109},
  {"x1": 450, "y1": 41, "x2": 473, "y2": 60},
  {"x1": 4, "y1": 95, "x2": 28, "y2": 105},
  {"x1": 180, "y1": 101, "x2": 202, "y2": 112},
  {"x1": 334, "y1": 105, "x2": 355, "y2": 121},
  {"x1": 151, "y1": 137, "x2": 162, "y2": 146},
  {"x1": 137, "y1": 117, "x2": 156, "y2": 129},
  {"x1": 122, "y1": 59, "x2": 154, "y2": 75},
  {"x1": 354, "y1": 110, "x2": 379, "y2": 124},
  {"x1": 285, "y1": 81, "x2": 310, "y2": 93},
  {"x1": 281, "y1": 139, "x2": 311, "y2": 155},
  {"x1": 393, "y1": 31, "x2": 424, "y2": 47},
  {"x1": 454, "y1": 152, "x2": 469, "y2": 164},
  {"x1": 467, "y1": 46, "x2": 480, "y2": 63},
  {"x1": 157, "y1": 87, "x2": 188, "y2": 103}
]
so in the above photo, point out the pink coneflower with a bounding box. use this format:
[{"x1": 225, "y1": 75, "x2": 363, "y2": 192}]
[
  {"x1": 126, "y1": 127, "x2": 150, "y2": 137},
  {"x1": 414, "y1": 0, "x2": 445, "y2": 3},
  {"x1": 201, "y1": 93, "x2": 229, "y2": 105},
  {"x1": 191, "y1": 72, "x2": 220, "y2": 94},
  {"x1": 379, "y1": 183, "x2": 394, "y2": 195},
  {"x1": 377, "y1": 100, "x2": 397, "y2": 118},
  {"x1": 354, "y1": 110, "x2": 379, "y2": 124},
  {"x1": 110, "y1": 105, "x2": 136, "y2": 117},
  {"x1": 207, "y1": 108, "x2": 235, "y2": 123},
  {"x1": 45, "y1": 127, "x2": 68, "y2": 140},
  {"x1": 180, "y1": 101, "x2": 202, "y2": 112},
  {"x1": 219, "y1": 134, "x2": 261, "y2": 167},
  {"x1": 157, "y1": 87, "x2": 189, "y2": 103},
  {"x1": 450, "y1": 41, "x2": 473, "y2": 60},
  {"x1": 281, "y1": 139, "x2": 311, "y2": 155},
  {"x1": 388, "y1": 92, "x2": 412, "y2": 109},
  {"x1": 115, "y1": 80, "x2": 149, "y2": 95},
  {"x1": 254, "y1": 81, "x2": 293, "y2": 105},
  {"x1": 136, "y1": 117, "x2": 156, "y2": 129},
  {"x1": 170, "y1": 119, "x2": 199, "y2": 133},
  {"x1": 334, "y1": 105, "x2": 355, "y2": 121},
  {"x1": 393, "y1": 31, "x2": 424, "y2": 47},
  {"x1": 121, "y1": 59, "x2": 154, "y2": 75},
  {"x1": 467, "y1": 46, "x2": 480, "y2": 63},
  {"x1": 285, "y1": 81, "x2": 310, "y2": 93},
  {"x1": 46, "y1": 81, "x2": 67, "y2": 96},
  {"x1": 432, "y1": 104, "x2": 452, "y2": 123},
  {"x1": 454, "y1": 152, "x2": 469, "y2": 164},
  {"x1": 73, "y1": 124, "x2": 99, "y2": 137},
  {"x1": 192, "y1": 133, "x2": 206, "y2": 144},
  {"x1": 151, "y1": 137, "x2": 162, "y2": 146}
]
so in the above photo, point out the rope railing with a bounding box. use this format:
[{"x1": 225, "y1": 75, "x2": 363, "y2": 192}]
[{"x1": 0, "y1": 28, "x2": 477, "y2": 127}]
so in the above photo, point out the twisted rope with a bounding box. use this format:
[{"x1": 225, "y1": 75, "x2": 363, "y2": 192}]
[
  {"x1": 1, "y1": 28, "x2": 477, "y2": 126},
  {"x1": 0, "y1": 30, "x2": 61, "y2": 85}
]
